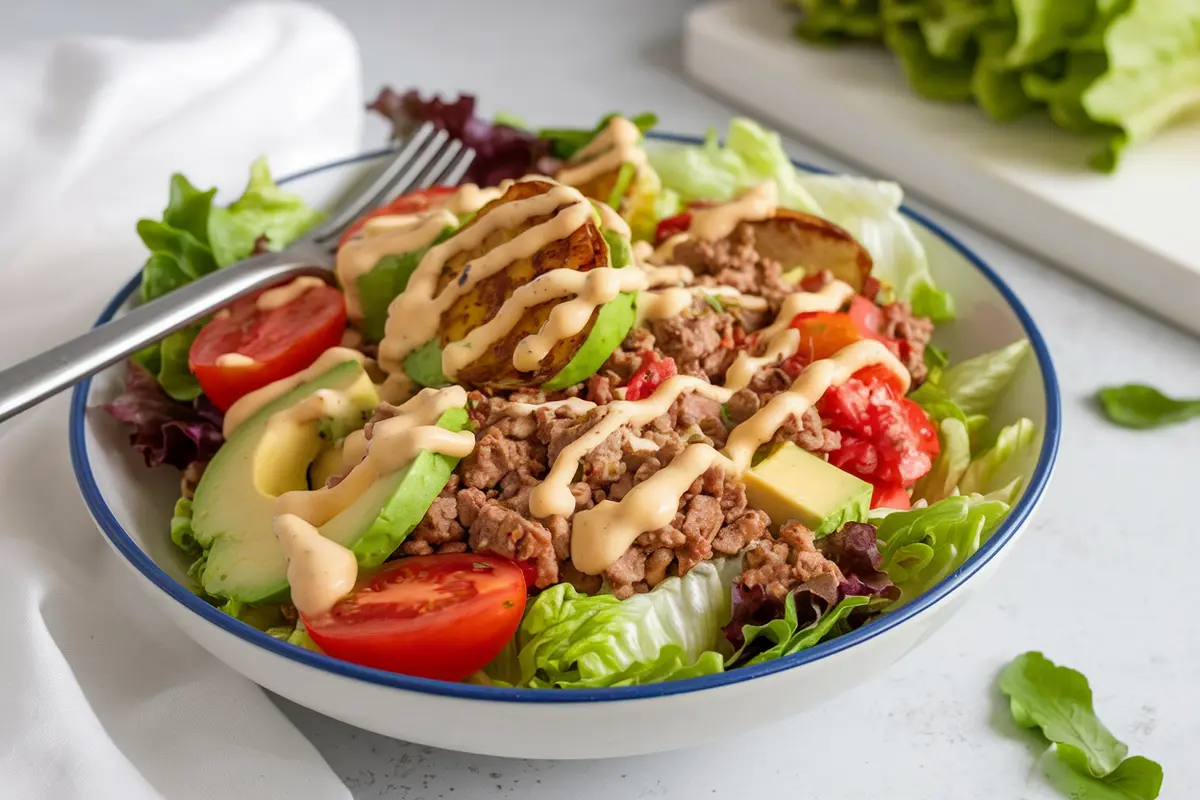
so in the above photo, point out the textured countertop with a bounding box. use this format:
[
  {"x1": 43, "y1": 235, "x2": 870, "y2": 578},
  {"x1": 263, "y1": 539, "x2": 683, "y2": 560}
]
[{"x1": 6, "y1": 1, "x2": 1196, "y2": 797}]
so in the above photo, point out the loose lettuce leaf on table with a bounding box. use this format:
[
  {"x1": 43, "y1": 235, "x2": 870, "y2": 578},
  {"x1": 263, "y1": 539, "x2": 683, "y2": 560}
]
[
  {"x1": 1000, "y1": 652, "x2": 1163, "y2": 799},
  {"x1": 1096, "y1": 384, "x2": 1200, "y2": 429},
  {"x1": 513, "y1": 559, "x2": 739, "y2": 688}
]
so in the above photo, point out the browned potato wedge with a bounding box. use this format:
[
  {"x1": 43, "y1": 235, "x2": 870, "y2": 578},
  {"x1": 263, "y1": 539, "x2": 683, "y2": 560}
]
[
  {"x1": 436, "y1": 180, "x2": 610, "y2": 389},
  {"x1": 746, "y1": 209, "x2": 872, "y2": 292}
]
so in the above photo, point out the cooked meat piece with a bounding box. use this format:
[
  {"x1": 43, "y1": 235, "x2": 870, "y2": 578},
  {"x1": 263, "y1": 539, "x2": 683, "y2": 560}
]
[
  {"x1": 408, "y1": 494, "x2": 464, "y2": 546},
  {"x1": 457, "y1": 486, "x2": 559, "y2": 587},
  {"x1": 771, "y1": 407, "x2": 842, "y2": 454},
  {"x1": 560, "y1": 561, "x2": 604, "y2": 594},
  {"x1": 603, "y1": 465, "x2": 770, "y2": 599},
  {"x1": 585, "y1": 371, "x2": 620, "y2": 405},
  {"x1": 736, "y1": 521, "x2": 844, "y2": 604},
  {"x1": 459, "y1": 425, "x2": 548, "y2": 489},
  {"x1": 673, "y1": 223, "x2": 795, "y2": 308},
  {"x1": 649, "y1": 299, "x2": 738, "y2": 381},
  {"x1": 180, "y1": 459, "x2": 207, "y2": 500},
  {"x1": 600, "y1": 327, "x2": 658, "y2": 383},
  {"x1": 880, "y1": 301, "x2": 934, "y2": 386},
  {"x1": 673, "y1": 391, "x2": 723, "y2": 427}
]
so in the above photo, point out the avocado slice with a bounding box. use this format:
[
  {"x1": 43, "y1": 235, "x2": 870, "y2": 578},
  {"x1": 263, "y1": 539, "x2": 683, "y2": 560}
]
[
  {"x1": 542, "y1": 227, "x2": 638, "y2": 390},
  {"x1": 743, "y1": 442, "x2": 872, "y2": 537},
  {"x1": 404, "y1": 338, "x2": 451, "y2": 388},
  {"x1": 356, "y1": 226, "x2": 456, "y2": 342},
  {"x1": 192, "y1": 360, "x2": 379, "y2": 602},
  {"x1": 318, "y1": 406, "x2": 469, "y2": 566}
]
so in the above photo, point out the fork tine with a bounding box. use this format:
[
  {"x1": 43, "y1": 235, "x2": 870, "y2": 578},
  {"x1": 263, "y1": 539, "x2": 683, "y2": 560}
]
[
  {"x1": 439, "y1": 146, "x2": 476, "y2": 188},
  {"x1": 309, "y1": 122, "x2": 435, "y2": 243},
  {"x1": 410, "y1": 139, "x2": 465, "y2": 192}
]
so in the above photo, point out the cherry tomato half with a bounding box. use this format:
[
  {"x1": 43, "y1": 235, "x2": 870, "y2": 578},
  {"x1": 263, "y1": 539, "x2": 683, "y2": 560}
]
[
  {"x1": 870, "y1": 482, "x2": 912, "y2": 511},
  {"x1": 302, "y1": 554, "x2": 527, "y2": 682},
  {"x1": 189, "y1": 282, "x2": 346, "y2": 411},
  {"x1": 337, "y1": 186, "x2": 457, "y2": 248}
]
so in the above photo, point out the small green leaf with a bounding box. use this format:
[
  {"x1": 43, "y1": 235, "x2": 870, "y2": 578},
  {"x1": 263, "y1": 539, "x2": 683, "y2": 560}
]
[
  {"x1": 1097, "y1": 384, "x2": 1200, "y2": 429},
  {"x1": 704, "y1": 294, "x2": 725, "y2": 314}
]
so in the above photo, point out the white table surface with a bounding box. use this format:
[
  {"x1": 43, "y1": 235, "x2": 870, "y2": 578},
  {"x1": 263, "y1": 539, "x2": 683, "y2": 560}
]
[{"x1": 5, "y1": 1, "x2": 1197, "y2": 797}]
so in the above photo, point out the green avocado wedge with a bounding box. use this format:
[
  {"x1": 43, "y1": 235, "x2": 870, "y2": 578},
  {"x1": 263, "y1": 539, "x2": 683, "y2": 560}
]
[
  {"x1": 192, "y1": 360, "x2": 378, "y2": 603},
  {"x1": 404, "y1": 338, "x2": 451, "y2": 388},
  {"x1": 356, "y1": 226, "x2": 456, "y2": 342},
  {"x1": 319, "y1": 406, "x2": 469, "y2": 566},
  {"x1": 542, "y1": 226, "x2": 637, "y2": 391}
]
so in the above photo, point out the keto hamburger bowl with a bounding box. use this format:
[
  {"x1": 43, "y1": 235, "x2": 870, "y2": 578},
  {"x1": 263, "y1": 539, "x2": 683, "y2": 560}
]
[{"x1": 72, "y1": 113, "x2": 1059, "y2": 759}]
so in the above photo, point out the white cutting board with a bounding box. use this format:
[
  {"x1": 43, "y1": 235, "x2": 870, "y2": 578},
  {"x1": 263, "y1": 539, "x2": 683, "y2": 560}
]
[{"x1": 685, "y1": 0, "x2": 1200, "y2": 334}]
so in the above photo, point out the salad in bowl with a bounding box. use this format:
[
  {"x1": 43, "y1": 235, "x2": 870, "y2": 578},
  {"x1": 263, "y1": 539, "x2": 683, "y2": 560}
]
[{"x1": 98, "y1": 93, "x2": 1045, "y2": 693}]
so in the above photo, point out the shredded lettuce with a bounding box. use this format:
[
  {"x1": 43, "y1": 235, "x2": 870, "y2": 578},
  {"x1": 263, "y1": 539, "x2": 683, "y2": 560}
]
[
  {"x1": 646, "y1": 118, "x2": 954, "y2": 319},
  {"x1": 511, "y1": 559, "x2": 738, "y2": 688},
  {"x1": 876, "y1": 494, "x2": 1011, "y2": 603}
]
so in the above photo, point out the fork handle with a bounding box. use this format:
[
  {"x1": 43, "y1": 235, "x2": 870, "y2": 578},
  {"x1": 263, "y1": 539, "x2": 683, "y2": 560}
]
[{"x1": 0, "y1": 251, "x2": 332, "y2": 423}]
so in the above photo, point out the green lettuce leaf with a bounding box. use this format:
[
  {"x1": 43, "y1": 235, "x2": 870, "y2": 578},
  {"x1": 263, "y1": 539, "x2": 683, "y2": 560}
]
[
  {"x1": 1097, "y1": 384, "x2": 1200, "y2": 429},
  {"x1": 876, "y1": 494, "x2": 1010, "y2": 602},
  {"x1": 911, "y1": 416, "x2": 971, "y2": 505},
  {"x1": 1000, "y1": 652, "x2": 1163, "y2": 799},
  {"x1": 357, "y1": 227, "x2": 456, "y2": 342},
  {"x1": 170, "y1": 495, "x2": 200, "y2": 555},
  {"x1": 1082, "y1": 0, "x2": 1200, "y2": 172},
  {"x1": 135, "y1": 161, "x2": 322, "y2": 396},
  {"x1": 208, "y1": 157, "x2": 325, "y2": 267},
  {"x1": 539, "y1": 112, "x2": 658, "y2": 160},
  {"x1": 513, "y1": 559, "x2": 738, "y2": 688},
  {"x1": 924, "y1": 338, "x2": 1031, "y2": 416},
  {"x1": 798, "y1": 173, "x2": 955, "y2": 320},
  {"x1": 959, "y1": 417, "x2": 1037, "y2": 497},
  {"x1": 728, "y1": 594, "x2": 870, "y2": 668},
  {"x1": 646, "y1": 117, "x2": 954, "y2": 319}
]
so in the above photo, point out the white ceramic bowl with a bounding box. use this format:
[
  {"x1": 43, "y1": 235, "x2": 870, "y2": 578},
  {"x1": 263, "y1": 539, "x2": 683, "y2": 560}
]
[{"x1": 70, "y1": 137, "x2": 1061, "y2": 759}]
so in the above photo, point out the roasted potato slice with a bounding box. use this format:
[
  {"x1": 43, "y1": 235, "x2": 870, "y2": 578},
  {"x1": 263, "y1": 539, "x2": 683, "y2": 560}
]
[
  {"x1": 746, "y1": 209, "x2": 873, "y2": 292},
  {"x1": 435, "y1": 180, "x2": 611, "y2": 389}
]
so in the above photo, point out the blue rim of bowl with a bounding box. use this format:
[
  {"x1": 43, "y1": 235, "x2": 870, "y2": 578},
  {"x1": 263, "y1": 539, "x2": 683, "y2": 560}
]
[{"x1": 70, "y1": 133, "x2": 1061, "y2": 703}]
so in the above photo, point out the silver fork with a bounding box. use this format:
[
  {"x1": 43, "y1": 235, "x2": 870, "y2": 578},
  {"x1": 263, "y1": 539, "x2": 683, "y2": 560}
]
[{"x1": 0, "y1": 123, "x2": 475, "y2": 422}]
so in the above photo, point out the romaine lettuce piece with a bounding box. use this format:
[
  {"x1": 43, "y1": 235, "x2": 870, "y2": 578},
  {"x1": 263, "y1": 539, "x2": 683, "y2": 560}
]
[
  {"x1": 876, "y1": 494, "x2": 1010, "y2": 603},
  {"x1": 916, "y1": 339, "x2": 1031, "y2": 417},
  {"x1": 959, "y1": 417, "x2": 1038, "y2": 498},
  {"x1": 513, "y1": 559, "x2": 739, "y2": 688},
  {"x1": 727, "y1": 594, "x2": 869, "y2": 668}
]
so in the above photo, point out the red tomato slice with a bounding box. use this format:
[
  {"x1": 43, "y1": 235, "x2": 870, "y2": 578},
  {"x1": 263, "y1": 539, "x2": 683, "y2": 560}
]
[
  {"x1": 624, "y1": 351, "x2": 678, "y2": 402},
  {"x1": 902, "y1": 397, "x2": 940, "y2": 457},
  {"x1": 654, "y1": 211, "x2": 693, "y2": 245},
  {"x1": 847, "y1": 295, "x2": 886, "y2": 338},
  {"x1": 302, "y1": 554, "x2": 527, "y2": 682},
  {"x1": 337, "y1": 186, "x2": 457, "y2": 248},
  {"x1": 871, "y1": 483, "x2": 912, "y2": 511},
  {"x1": 783, "y1": 313, "x2": 864, "y2": 374},
  {"x1": 189, "y1": 282, "x2": 346, "y2": 411}
]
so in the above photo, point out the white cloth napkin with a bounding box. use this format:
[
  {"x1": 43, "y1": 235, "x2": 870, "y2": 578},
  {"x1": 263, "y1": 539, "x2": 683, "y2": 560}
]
[{"x1": 0, "y1": 4, "x2": 363, "y2": 798}]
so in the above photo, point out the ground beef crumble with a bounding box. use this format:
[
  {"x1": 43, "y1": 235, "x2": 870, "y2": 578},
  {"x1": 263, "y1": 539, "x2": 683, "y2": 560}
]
[
  {"x1": 648, "y1": 296, "x2": 739, "y2": 382},
  {"x1": 880, "y1": 301, "x2": 934, "y2": 386},
  {"x1": 725, "y1": 368, "x2": 841, "y2": 454},
  {"x1": 673, "y1": 223, "x2": 795, "y2": 309},
  {"x1": 406, "y1": 388, "x2": 767, "y2": 595}
]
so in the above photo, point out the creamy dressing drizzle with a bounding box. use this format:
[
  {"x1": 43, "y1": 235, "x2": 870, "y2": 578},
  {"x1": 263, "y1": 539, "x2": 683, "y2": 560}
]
[
  {"x1": 529, "y1": 375, "x2": 734, "y2": 519},
  {"x1": 378, "y1": 184, "x2": 595, "y2": 375},
  {"x1": 222, "y1": 347, "x2": 366, "y2": 438},
  {"x1": 725, "y1": 339, "x2": 909, "y2": 473},
  {"x1": 336, "y1": 208, "x2": 458, "y2": 320},
  {"x1": 556, "y1": 116, "x2": 647, "y2": 190},
  {"x1": 501, "y1": 396, "x2": 598, "y2": 418},
  {"x1": 722, "y1": 280, "x2": 856, "y2": 391},
  {"x1": 276, "y1": 386, "x2": 473, "y2": 525},
  {"x1": 275, "y1": 513, "x2": 359, "y2": 617},
  {"x1": 442, "y1": 266, "x2": 648, "y2": 376},
  {"x1": 257, "y1": 276, "x2": 325, "y2": 312},
  {"x1": 215, "y1": 352, "x2": 258, "y2": 368},
  {"x1": 651, "y1": 182, "x2": 779, "y2": 262},
  {"x1": 593, "y1": 201, "x2": 631, "y2": 239},
  {"x1": 571, "y1": 443, "x2": 733, "y2": 574}
]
